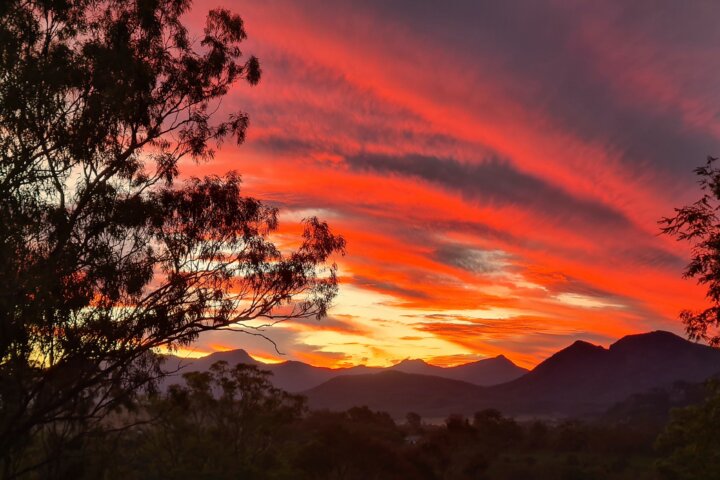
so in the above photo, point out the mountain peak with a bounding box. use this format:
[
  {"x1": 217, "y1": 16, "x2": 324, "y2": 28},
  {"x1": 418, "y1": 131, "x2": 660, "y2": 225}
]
[
  {"x1": 205, "y1": 348, "x2": 257, "y2": 365},
  {"x1": 610, "y1": 330, "x2": 691, "y2": 352},
  {"x1": 491, "y1": 354, "x2": 514, "y2": 364},
  {"x1": 569, "y1": 339, "x2": 601, "y2": 349},
  {"x1": 388, "y1": 358, "x2": 436, "y2": 375},
  {"x1": 393, "y1": 358, "x2": 428, "y2": 367},
  {"x1": 566, "y1": 340, "x2": 608, "y2": 357},
  {"x1": 530, "y1": 339, "x2": 606, "y2": 376}
]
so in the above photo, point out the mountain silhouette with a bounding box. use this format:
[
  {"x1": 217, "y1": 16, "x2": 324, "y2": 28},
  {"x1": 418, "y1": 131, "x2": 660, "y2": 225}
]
[
  {"x1": 490, "y1": 330, "x2": 720, "y2": 415},
  {"x1": 441, "y1": 355, "x2": 528, "y2": 385},
  {"x1": 161, "y1": 348, "x2": 258, "y2": 375},
  {"x1": 161, "y1": 350, "x2": 526, "y2": 392},
  {"x1": 302, "y1": 331, "x2": 720, "y2": 417},
  {"x1": 389, "y1": 358, "x2": 434, "y2": 375},
  {"x1": 388, "y1": 355, "x2": 527, "y2": 385}
]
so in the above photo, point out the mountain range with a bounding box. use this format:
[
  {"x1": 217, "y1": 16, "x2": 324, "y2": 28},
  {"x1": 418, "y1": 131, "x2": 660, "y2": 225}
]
[
  {"x1": 161, "y1": 330, "x2": 720, "y2": 418},
  {"x1": 161, "y1": 349, "x2": 528, "y2": 392}
]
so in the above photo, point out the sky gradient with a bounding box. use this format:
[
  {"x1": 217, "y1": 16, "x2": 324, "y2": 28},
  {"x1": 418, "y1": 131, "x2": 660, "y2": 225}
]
[{"x1": 178, "y1": 0, "x2": 720, "y2": 368}]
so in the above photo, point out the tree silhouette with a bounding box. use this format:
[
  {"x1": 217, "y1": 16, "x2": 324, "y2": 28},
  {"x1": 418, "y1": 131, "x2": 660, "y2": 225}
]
[
  {"x1": 655, "y1": 382, "x2": 720, "y2": 480},
  {"x1": 0, "y1": 0, "x2": 344, "y2": 473},
  {"x1": 116, "y1": 362, "x2": 305, "y2": 479},
  {"x1": 661, "y1": 156, "x2": 720, "y2": 345}
]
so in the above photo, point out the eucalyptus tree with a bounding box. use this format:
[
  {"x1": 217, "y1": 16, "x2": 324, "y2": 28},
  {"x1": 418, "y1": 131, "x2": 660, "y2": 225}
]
[
  {"x1": 662, "y1": 156, "x2": 720, "y2": 345},
  {"x1": 0, "y1": 0, "x2": 344, "y2": 474}
]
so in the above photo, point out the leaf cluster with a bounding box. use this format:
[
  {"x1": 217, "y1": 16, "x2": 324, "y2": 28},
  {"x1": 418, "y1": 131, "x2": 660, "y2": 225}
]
[
  {"x1": 0, "y1": 0, "x2": 344, "y2": 473},
  {"x1": 661, "y1": 156, "x2": 720, "y2": 345}
]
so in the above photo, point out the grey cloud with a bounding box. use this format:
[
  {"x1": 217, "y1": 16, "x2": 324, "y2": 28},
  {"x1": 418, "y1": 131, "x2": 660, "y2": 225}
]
[
  {"x1": 346, "y1": 152, "x2": 633, "y2": 230},
  {"x1": 374, "y1": 1, "x2": 720, "y2": 175},
  {"x1": 433, "y1": 244, "x2": 508, "y2": 274},
  {"x1": 617, "y1": 245, "x2": 687, "y2": 271},
  {"x1": 352, "y1": 274, "x2": 430, "y2": 300},
  {"x1": 289, "y1": 0, "x2": 720, "y2": 179}
]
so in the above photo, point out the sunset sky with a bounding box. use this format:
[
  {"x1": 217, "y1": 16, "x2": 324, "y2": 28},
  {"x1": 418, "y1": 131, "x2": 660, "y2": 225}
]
[{"x1": 179, "y1": 0, "x2": 720, "y2": 368}]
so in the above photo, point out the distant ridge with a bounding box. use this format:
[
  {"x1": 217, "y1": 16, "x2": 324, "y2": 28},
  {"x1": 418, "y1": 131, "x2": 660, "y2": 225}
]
[
  {"x1": 302, "y1": 331, "x2": 720, "y2": 417},
  {"x1": 160, "y1": 331, "x2": 720, "y2": 417},
  {"x1": 161, "y1": 349, "x2": 527, "y2": 392},
  {"x1": 388, "y1": 355, "x2": 528, "y2": 385},
  {"x1": 304, "y1": 371, "x2": 483, "y2": 415},
  {"x1": 161, "y1": 348, "x2": 258, "y2": 378}
]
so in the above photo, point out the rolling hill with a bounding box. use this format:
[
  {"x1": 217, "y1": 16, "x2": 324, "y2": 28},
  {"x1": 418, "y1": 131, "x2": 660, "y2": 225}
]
[{"x1": 303, "y1": 370, "x2": 484, "y2": 417}]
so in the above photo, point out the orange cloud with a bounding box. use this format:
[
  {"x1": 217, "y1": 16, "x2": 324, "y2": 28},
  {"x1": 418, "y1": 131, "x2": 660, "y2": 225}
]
[{"x1": 178, "y1": 0, "x2": 720, "y2": 368}]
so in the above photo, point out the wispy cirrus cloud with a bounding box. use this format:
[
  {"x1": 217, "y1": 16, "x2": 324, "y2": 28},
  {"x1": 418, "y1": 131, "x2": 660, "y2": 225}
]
[{"x1": 181, "y1": 0, "x2": 719, "y2": 367}]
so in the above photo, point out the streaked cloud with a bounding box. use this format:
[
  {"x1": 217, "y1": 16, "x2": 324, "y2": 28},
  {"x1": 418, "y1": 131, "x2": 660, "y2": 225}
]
[{"x1": 182, "y1": 0, "x2": 718, "y2": 367}]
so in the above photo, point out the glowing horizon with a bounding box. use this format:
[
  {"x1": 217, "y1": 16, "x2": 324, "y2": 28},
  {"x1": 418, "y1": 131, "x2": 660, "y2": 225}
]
[{"x1": 181, "y1": 0, "x2": 719, "y2": 369}]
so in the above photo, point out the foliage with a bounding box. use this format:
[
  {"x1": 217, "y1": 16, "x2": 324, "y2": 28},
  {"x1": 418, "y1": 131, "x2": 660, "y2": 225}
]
[
  {"x1": 0, "y1": 0, "x2": 344, "y2": 473},
  {"x1": 655, "y1": 381, "x2": 720, "y2": 480},
  {"x1": 8, "y1": 357, "x2": 680, "y2": 480},
  {"x1": 90, "y1": 362, "x2": 305, "y2": 480},
  {"x1": 661, "y1": 156, "x2": 720, "y2": 345},
  {"x1": 290, "y1": 407, "x2": 412, "y2": 479},
  {"x1": 473, "y1": 408, "x2": 523, "y2": 450},
  {"x1": 658, "y1": 158, "x2": 720, "y2": 479}
]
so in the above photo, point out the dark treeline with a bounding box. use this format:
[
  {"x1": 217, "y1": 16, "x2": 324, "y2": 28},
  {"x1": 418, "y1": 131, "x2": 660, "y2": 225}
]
[{"x1": 12, "y1": 361, "x2": 720, "y2": 480}]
